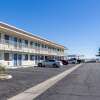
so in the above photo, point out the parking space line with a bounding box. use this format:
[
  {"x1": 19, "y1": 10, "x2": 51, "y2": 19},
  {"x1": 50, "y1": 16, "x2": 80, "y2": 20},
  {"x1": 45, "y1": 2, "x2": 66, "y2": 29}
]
[{"x1": 8, "y1": 64, "x2": 82, "y2": 100}]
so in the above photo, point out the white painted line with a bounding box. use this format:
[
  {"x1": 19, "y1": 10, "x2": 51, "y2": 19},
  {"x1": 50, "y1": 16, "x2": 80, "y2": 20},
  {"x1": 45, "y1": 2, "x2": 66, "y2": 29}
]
[{"x1": 8, "y1": 64, "x2": 82, "y2": 100}]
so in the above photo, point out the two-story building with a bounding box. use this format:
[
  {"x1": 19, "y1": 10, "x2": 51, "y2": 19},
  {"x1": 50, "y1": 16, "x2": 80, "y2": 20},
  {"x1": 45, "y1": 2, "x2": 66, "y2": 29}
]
[{"x1": 0, "y1": 22, "x2": 66, "y2": 68}]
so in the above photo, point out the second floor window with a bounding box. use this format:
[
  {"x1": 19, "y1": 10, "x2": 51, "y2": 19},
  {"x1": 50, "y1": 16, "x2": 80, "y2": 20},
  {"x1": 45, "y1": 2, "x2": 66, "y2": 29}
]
[
  {"x1": 14, "y1": 37, "x2": 17, "y2": 47},
  {"x1": 14, "y1": 37, "x2": 17, "y2": 43},
  {"x1": 30, "y1": 41, "x2": 33, "y2": 48},
  {"x1": 0, "y1": 33, "x2": 1, "y2": 42},
  {"x1": 5, "y1": 35, "x2": 9, "y2": 43},
  {"x1": 38, "y1": 43, "x2": 40, "y2": 47},
  {"x1": 42, "y1": 44, "x2": 44, "y2": 48},
  {"x1": 25, "y1": 40, "x2": 28, "y2": 47},
  {"x1": 35, "y1": 43, "x2": 38, "y2": 47},
  {"x1": 18, "y1": 39, "x2": 22, "y2": 43},
  {"x1": 18, "y1": 39, "x2": 22, "y2": 48}
]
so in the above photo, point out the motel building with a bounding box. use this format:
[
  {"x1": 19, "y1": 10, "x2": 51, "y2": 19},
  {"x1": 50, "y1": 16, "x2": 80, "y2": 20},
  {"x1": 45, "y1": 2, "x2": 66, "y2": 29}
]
[{"x1": 0, "y1": 22, "x2": 65, "y2": 68}]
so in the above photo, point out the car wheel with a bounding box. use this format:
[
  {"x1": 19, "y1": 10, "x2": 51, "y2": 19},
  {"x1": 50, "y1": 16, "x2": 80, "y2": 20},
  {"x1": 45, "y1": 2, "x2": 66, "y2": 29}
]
[{"x1": 38, "y1": 63, "x2": 42, "y2": 67}]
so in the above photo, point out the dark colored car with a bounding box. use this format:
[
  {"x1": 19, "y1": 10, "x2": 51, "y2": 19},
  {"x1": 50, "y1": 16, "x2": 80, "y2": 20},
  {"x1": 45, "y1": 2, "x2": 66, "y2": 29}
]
[
  {"x1": 60, "y1": 60, "x2": 68, "y2": 65},
  {"x1": 77, "y1": 59, "x2": 81, "y2": 63}
]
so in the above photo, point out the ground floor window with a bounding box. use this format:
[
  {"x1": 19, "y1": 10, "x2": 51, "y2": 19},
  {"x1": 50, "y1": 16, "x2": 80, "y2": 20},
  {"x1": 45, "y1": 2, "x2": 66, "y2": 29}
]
[
  {"x1": 24, "y1": 54, "x2": 28, "y2": 60},
  {"x1": 37, "y1": 55, "x2": 41, "y2": 60},
  {"x1": 0, "y1": 33, "x2": 1, "y2": 42},
  {"x1": 4, "y1": 53, "x2": 9, "y2": 61},
  {"x1": 40, "y1": 56, "x2": 44, "y2": 60},
  {"x1": 0, "y1": 53, "x2": 2, "y2": 60},
  {"x1": 30, "y1": 55, "x2": 34, "y2": 60},
  {"x1": 35, "y1": 55, "x2": 38, "y2": 60}
]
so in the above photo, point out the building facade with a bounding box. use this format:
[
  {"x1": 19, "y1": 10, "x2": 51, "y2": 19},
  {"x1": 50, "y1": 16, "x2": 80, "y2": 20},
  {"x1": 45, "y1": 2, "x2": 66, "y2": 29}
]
[{"x1": 0, "y1": 22, "x2": 65, "y2": 68}]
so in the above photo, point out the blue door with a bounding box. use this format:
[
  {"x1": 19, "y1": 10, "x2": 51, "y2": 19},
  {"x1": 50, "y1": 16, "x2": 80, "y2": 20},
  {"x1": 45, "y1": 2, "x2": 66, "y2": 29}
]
[
  {"x1": 18, "y1": 54, "x2": 22, "y2": 66},
  {"x1": 14, "y1": 54, "x2": 17, "y2": 66}
]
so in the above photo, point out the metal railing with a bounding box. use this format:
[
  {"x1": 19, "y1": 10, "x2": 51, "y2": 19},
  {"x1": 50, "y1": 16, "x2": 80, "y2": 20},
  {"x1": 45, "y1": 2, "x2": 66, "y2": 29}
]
[{"x1": 0, "y1": 39, "x2": 64, "y2": 56}]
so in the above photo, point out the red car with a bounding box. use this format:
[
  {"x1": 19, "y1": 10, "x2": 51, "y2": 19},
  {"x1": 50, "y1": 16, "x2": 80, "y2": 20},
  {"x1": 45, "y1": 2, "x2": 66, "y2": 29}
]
[{"x1": 60, "y1": 60, "x2": 68, "y2": 65}]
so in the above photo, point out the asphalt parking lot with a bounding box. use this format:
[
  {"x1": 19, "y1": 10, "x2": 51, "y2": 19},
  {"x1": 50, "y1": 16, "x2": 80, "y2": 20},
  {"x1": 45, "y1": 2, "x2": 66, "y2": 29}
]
[
  {"x1": 0, "y1": 64, "x2": 75, "y2": 100},
  {"x1": 35, "y1": 63, "x2": 100, "y2": 100}
]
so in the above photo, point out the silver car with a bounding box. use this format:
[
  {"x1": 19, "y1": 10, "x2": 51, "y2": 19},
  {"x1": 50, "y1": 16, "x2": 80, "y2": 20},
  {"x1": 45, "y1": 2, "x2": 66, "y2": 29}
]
[
  {"x1": 38, "y1": 60, "x2": 63, "y2": 68},
  {"x1": 68, "y1": 58, "x2": 77, "y2": 64}
]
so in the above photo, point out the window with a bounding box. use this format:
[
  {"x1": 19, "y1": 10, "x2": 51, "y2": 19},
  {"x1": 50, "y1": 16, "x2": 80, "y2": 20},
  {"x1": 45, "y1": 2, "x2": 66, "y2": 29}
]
[
  {"x1": 5, "y1": 35, "x2": 9, "y2": 43},
  {"x1": 41, "y1": 44, "x2": 43, "y2": 48},
  {"x1": 30, "y1": 41, "x2": 33, "y2": 48},
  {"x1": 18, "y1": 39, "x2": 22, "y2": 48},
  {"x1": 25, "y1": 40, "x2": 28, "y2": 47},
  {"x1": 24, "y1": 54, "x2": 28, "y2": 60},
  {"x1": 0, "y1": 53, "x2": 2, "y2": 60},
  {"x1": 35, "y1": 43, "x2": 38, "y2": 47},
  {"x1": 18, "y1": 39, "x2": 22, "y2": 43},
  {"x1": 57, "y1": 49, "x2": 60, "y2": 51},
  {"x1": 0, "y1": 33, "x2": 1, "y2": 42},
  {"x1": 38, "y1": 43, "x2": 40, "y2": 47},
  {"x1": 35, "y1": 55, "x2": 38, "y2": 60},
  {"x1": 5, "y1": 35, "x2": 9, "y2": 40},
  {"x1": 40, "y1": 56, "x2": 44, "y2": 60},
  {"x1": 13, "y1": 37, "x2": 17, "y2": 47},
  {"x1": 14, "y1": 37, "x2": 17, "y2": 42},
  {"x1": 30, "y1": 41, "x2": 33, "y2": 45},
  {"x1": 37, "y1": 55, "x2": 41, "y2": 60},
  {"x1": 0, "y1": 33, "x2": 1, "y2": 39},
  {"x1": 30, "y1": 55, "x2": 34, "y2": 60},
  {"x1": 4, "y1": 53, "x2": 9, "y2": 61},
  {"x1": 45, "y1": 45, "x2": 47, "y2": 48}
]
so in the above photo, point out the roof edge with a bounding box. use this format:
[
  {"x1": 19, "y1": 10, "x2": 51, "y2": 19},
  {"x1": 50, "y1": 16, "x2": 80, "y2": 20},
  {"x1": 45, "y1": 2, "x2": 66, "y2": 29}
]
[{"x1": 0, "y1": 21, "x2": 66, "y2": 49}]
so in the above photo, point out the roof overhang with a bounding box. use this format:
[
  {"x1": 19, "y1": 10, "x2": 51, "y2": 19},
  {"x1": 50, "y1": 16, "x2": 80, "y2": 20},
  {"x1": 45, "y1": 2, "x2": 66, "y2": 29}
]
[{"x1": 0, "y1": 21, "x2": 67, "y2": 49}]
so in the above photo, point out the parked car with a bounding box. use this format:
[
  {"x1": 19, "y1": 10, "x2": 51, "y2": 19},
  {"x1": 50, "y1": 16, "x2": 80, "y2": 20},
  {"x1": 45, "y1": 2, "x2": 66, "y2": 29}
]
[
  {"x1": 68, "y1": 58, "x2": 83, "y2": 64},
  {"x1": 68, "y1": 58, "x2": 77, "y2": 64},
  {"x1": 60, "y1": 60, "x2": 68, "y2": 65},
  {"x1": 38, "y1": 60, "x2": 63, "y2": 68},
  {"x1": 77, "y1": 59, "x2": 82, "y2": 63}
]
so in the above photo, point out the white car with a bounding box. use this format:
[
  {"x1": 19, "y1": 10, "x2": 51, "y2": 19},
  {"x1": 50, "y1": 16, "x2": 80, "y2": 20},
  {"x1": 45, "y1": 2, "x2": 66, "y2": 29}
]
[
  {"x1": 38, "y1": 60, "x2": 63, "y2": 68},
  {"x1": 68, "y1": 58, "x2": 77, "y2": 64}
]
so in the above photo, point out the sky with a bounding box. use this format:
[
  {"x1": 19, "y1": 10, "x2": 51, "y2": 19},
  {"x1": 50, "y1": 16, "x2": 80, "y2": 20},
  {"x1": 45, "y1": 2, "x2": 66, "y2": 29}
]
[{"x1": 0, "y1": 0, "x2": 100, "y2": 58}]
